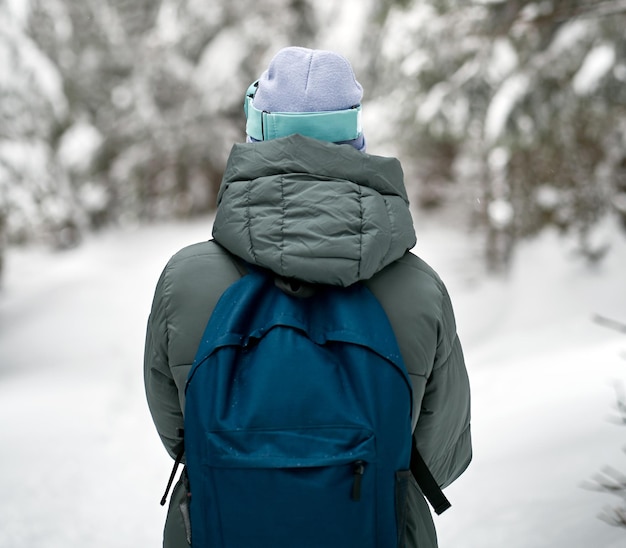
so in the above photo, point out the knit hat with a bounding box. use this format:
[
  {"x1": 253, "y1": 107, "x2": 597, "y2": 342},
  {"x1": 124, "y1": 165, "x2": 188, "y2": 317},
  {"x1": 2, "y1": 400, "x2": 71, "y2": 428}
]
[{"x1": 246, "y1": 47, "x2": 366, "y2": 151}]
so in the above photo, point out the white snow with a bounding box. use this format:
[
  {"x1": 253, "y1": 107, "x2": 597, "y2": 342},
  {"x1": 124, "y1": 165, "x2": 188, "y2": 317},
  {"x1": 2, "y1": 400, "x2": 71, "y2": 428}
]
[
  {"x1": 0, "y1": 21, "x2": 68, "y2": 118},
  {"x1": 78, "y1": 182, "x2": 110, "y2": 214},
  {"x1": 316, "y1": 0, "x2": 374, "y2": 61},
  {"x1": 57, "y1": 121, "x2": 104, "y2": 173},
  {"x1": 194, "y1": 29, "x2": 250, "y2": 110},
  {"x1": 488, "y1": 146, "x2": 510, "y2": 172},
  {"x1": 418, "y1": 82, "x2": 451, "y2": 124},
  {"x1": 487, "y1": 199, "x2": 514, "y2": 229},
  {"x1": 1, "y1": 217, "x2": 626, "y2": 548},
  {"x1": 485, "y1": 72, "x2": 531, "y2": 143},
  {"x1": 0, "y1": 139, "x2": 50, "y2": 181},
  {"x1": 110, "y1": 84, "x2": 133, "y2": 109},
  {"x1": 572, "y1": 43, "x2": 616, "y2": 96},
  {"x1": 4, "y1": 0, "x2": 31, "y2": 28},
  {"x1": 536, "y1": 184, "x2": 562, "y2": 211},
  {"x1": 547, "y1": 20, "x2": 590, "y2": 58},
  {"x1": 154, "y1": 1, "x2": 183, "y2": 45},
  {"x1": 486, "y1": 38, "x2": 518, "y2": 85}
]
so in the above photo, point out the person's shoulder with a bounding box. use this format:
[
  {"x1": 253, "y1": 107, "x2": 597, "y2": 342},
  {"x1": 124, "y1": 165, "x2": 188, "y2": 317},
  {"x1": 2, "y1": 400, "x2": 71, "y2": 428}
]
[
  {"x1": 365, "y1": 251, "x2": 454, "y2": 327},
  {"x1": 167, "y1": 239, "x2": 227, "y2": 263},
  {"x1": 163, "y1": 240, "x2": 243, "y2": 284},
  {"x1": 158, "y1": 240, "x2": 243, "y2": 307},
  {"x1": 164, "y1": 240, "x2": 236, "y2": 271},
  {"x1": 393, "y1": 251, "x2": 444, "y2": 283},
  {"x1": 369, "y1": 251, "x2": 447, "y2": 296}
]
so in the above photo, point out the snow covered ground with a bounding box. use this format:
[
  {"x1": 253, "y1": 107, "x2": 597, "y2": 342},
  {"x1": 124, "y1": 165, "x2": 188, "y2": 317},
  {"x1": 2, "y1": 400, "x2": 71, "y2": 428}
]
[{"x1": 0, "y1": 216, "x2": 625, "y2": 547}]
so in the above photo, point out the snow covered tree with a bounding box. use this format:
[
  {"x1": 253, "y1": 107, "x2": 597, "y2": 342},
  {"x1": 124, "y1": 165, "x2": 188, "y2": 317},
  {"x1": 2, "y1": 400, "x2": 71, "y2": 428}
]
[
  {"x1": 363, "y1": 0, "x2": 626, "y2": 271},
  {"x1": 0, "y1": 0, "x2": 83, "y2": 254},
  {"x1": 0, "y1": 0, "x2": 326, "y2": 257},
  {"x1": 3, "y1": 0, "x2": 626, "y2": 277}
]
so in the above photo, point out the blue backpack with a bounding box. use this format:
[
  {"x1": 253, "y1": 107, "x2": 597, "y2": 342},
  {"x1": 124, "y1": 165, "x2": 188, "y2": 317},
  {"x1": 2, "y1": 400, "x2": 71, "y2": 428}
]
[{"x1": 175, "y1": 269, "x2": 448, "y2": 547}]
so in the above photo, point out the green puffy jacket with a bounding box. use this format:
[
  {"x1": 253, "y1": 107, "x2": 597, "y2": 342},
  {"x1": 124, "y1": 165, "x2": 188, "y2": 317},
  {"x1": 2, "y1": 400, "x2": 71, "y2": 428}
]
[{"x1": 144, "y1": 135, "x2": 471, "y2": 547}]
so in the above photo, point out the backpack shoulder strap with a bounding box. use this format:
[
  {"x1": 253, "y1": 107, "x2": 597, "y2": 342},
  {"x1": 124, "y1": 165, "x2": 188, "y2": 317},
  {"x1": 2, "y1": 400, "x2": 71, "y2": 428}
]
[
  {"x1": 159, "y1": 446, "x2": 184, "y2": 506},
  {"x1": 410, "y1": 436, "x2": 451, "y2": 515}
]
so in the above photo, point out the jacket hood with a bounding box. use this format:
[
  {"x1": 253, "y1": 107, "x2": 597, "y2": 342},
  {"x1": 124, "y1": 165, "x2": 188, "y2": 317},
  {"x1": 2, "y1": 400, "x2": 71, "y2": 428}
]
[{"x1": 212, "y1": 134, "x2": 416, "y2": 286}]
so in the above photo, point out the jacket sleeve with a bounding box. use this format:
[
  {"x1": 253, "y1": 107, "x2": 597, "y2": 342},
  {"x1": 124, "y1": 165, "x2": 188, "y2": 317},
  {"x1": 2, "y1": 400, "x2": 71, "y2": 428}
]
[
  {"x1": 143, "y1": 266, "x2": 185, "y2": 459},
  {"x1": 413, "y1": 285, "x2": 472, "y2": 489}
]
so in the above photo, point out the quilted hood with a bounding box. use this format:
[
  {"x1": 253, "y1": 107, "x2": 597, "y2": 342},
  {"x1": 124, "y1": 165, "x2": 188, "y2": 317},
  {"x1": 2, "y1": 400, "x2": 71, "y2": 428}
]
[{"x1": 212, "y1": 134, "x2": 416, "y2": 286}]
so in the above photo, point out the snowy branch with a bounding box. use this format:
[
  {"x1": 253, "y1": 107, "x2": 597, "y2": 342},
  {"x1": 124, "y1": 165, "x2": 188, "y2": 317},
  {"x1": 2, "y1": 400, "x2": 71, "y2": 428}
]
[{"x1": 593, "y1": 315, "x2": 626, "y2": 334}]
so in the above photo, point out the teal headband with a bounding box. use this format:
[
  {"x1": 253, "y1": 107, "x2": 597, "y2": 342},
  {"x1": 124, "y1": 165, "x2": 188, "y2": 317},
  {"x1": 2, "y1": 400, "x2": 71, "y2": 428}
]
[{"x1": 244, "y1": 81, "x2": 362, "y2": 143}]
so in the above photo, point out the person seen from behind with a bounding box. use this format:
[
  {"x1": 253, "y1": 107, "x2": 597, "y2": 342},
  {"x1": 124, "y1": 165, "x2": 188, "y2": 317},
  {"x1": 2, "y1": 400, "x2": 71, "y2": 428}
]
[{"x1": 144, "y1": 46, "x2": 472, "y2": 547}]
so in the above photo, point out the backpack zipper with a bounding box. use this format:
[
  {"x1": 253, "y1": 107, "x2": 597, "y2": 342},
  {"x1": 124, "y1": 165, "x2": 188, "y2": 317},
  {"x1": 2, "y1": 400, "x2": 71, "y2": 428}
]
[{"x1": 351, "y1": 460, "x2": 365, "y2": 501}]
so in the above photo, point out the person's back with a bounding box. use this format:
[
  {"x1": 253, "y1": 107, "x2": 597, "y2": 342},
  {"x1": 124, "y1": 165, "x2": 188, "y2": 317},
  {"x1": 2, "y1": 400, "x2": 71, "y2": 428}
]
[{"x1": 144, "y1": 46, "x2": 472, "y2": 547}]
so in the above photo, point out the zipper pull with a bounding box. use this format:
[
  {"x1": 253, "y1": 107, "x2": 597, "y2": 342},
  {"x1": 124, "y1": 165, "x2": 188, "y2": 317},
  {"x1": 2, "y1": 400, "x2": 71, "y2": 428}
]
[{"x1": 351, "y1": 461, "x2": 365, "y2": 501}]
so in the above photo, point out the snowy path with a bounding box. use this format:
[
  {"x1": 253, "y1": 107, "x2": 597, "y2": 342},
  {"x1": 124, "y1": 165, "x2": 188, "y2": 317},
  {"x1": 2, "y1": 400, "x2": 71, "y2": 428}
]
[{"x1": 1, "y1": 218, "x2": 625, "y2": 547}]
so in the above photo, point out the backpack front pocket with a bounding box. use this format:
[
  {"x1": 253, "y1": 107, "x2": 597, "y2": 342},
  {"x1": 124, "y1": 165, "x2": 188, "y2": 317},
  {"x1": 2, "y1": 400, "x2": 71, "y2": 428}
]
[{"x1": 189, "y1": 427, "x2": 377, "y2": 548}]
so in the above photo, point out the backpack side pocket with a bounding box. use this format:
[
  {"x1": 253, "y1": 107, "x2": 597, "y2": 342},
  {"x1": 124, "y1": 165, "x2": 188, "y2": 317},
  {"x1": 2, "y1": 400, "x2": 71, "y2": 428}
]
[{"x1": 395, "y1": 470, "x2": 412, "y2": 548}]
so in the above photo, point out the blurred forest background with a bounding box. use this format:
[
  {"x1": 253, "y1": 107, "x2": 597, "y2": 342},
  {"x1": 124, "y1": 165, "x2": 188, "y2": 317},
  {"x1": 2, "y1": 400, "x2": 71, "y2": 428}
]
[{"x1": 1, "y1": 0, "x2": 625, "y2": 277}]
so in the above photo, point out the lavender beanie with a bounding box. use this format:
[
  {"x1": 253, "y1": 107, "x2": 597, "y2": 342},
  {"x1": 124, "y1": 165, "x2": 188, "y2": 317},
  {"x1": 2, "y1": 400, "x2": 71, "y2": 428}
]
[{"x1": 250, "y1": 47, "x2": 366, "y2": 151}]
